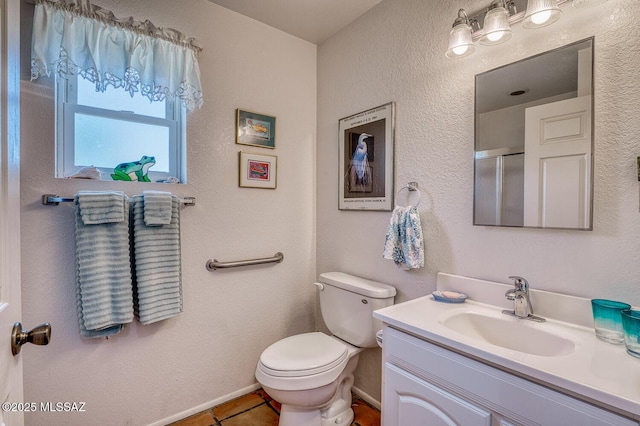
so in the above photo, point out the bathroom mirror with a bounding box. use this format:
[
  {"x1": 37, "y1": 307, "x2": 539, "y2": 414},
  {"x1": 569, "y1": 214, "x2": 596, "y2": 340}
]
[{"x1": 474, "y1": 38, "x2": 594, "y2": 230}]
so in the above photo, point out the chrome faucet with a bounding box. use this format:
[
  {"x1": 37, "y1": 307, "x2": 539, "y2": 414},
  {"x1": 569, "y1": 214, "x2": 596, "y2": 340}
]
[{"x1": 503, "y1": 276, "x2": 545, "y2": 322}]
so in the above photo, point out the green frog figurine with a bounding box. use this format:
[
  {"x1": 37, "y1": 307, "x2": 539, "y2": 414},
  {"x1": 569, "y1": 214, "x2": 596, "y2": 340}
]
[{"x1": 111, "y1": 155, "x2": 156, "y2": 182}]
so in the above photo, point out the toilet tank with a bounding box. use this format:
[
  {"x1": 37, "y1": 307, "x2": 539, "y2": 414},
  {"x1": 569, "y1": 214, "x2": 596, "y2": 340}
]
[{"x1": 317, "y1": 272, "x2": 396, "y2": 348}]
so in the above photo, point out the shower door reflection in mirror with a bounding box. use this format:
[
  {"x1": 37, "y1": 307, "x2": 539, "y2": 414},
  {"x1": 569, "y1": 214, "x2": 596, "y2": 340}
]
[{"x1": 474, "y1": 38, "x2": 594, "y2": 230}]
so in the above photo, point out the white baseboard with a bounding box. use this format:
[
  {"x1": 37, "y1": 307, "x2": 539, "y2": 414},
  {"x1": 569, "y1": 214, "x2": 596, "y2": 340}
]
[
  {"x1": 352, "y1": 385, "x2": 381, "y2": 410},
  {"x1": 147, "y1": 382, "x2": 262, "y2": 426}
]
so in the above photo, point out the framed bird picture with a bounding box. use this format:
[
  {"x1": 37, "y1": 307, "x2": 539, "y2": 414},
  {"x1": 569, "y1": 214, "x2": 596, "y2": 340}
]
[{"x1": 338, "y1": 102, "x2": 395, "y2": 211}]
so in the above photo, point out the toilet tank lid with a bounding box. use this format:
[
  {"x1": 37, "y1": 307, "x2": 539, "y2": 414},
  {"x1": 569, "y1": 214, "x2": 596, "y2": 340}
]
[{"x1": 319, "y1": 272, "x2": 396, "y2": 298}]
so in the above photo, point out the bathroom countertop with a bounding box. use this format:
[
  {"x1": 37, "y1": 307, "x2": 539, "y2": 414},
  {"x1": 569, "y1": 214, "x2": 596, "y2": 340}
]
[{"x1": 373, "y1": 273, "x2": 640, "y2": 421}]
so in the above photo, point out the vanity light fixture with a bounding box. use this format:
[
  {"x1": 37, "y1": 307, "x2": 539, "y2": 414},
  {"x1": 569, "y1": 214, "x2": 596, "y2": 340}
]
[
  {"x1": 480, "y1": 0, "x2": 513, "y2": 45},
  {"x1": 522, "y1": 0, "x2": 562, "y2": 28},
  {"x1": 445, "y1": 9, "x2": 477, "y2": 59},
  {"x1": 446, "y1": 0, "x2": 606, "y2": 59}
]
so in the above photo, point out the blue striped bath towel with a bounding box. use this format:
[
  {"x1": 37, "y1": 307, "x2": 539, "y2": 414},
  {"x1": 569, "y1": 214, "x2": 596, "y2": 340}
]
[
  {"x1": 75, "y1": 191, "x2": 134, "y2": 338},
  {"x1": 130, "y1": 194, "x2": 182, "y2": 325}
]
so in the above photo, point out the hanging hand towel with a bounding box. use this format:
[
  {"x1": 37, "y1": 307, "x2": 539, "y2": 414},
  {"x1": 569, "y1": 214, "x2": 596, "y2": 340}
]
[
  {"x1": 131, "y1": 194, "x2": 182, "y2": 325},
  {"x1": 77, "y1": 191, "x2": 126, "y2": 224},
  {"x1": 383, "y1": 205, "x2": 424, "y2": 270},
  {"x1": 75, "y1": 191, "x2": 134, "y2": 338},
  {"x1": 143, "y1": 190, "x2": 173, "y2": 226}
]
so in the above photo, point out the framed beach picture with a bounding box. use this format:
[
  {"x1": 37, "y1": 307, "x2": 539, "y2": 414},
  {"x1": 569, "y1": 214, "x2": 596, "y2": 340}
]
[
  {"x1": 239, "y1": 151, "x2": 277, "y2": 189},
  {"x1": 338, "y1": 102, "x2": 395, "y2": 211},
  {"x1": 236, "y1": 109, "x2": 276, "y2": 149}
]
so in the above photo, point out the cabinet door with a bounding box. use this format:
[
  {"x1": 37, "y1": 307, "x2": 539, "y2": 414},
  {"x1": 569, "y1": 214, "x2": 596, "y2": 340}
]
[{"x1": 383, "y1": 363, "x2": 491, "y2": 426}]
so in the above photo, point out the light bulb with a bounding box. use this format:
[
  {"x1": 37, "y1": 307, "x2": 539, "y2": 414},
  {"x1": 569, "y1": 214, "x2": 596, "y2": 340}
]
[
  {"x1": 479, "y1": 1, "x2": 512, "y2": 46},
  {"x1": 523, "y1": 0, "x2": 562, "y2": 29},
  {"x1": 446, "y1": 9, "x2": 476, "y2": 58},
  {"x1": 531, "y1": 10, "x2": 552, "y2": 25},
  {"x1": 487, "y1": 31, "x2": 505, "y2": 42},
  {"x1": 452, "y1": 45, "x2": 469, "y2": 56}
]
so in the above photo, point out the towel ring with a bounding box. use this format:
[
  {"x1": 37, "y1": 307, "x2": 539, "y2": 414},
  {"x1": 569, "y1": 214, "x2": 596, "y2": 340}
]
[{"x1": 396, "y1": 182, "x2": 421, "y2": 208}]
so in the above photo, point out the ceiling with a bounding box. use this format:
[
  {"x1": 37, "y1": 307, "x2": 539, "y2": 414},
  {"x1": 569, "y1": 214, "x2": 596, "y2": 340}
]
[
  {"x1": 208, "y1": 0, "x2": 586, "y2": 112},
  {"x1": 207, "y1": 0, "x2": 383, "y2": 44},
  {"x1": 476, "y1": 39, "x2": 591, "y2": 114}
]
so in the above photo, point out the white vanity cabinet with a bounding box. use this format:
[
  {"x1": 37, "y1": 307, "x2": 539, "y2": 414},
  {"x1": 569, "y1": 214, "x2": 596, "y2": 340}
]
[{"x1": 382, "y1": 327, "x2": 637, "y2": 426}]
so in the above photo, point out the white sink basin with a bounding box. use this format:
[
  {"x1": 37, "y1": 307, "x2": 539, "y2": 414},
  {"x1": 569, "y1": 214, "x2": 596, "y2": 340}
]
[{"x1": 439, "y1": 310, "x2": 576, "y2": 357}]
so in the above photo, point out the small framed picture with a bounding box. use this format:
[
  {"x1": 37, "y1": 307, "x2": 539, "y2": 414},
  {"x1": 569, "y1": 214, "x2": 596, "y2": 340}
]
[
  {"x1": 239, "y1": 151, "x2": 277, "y2": 189},
  {"x1": 236, "y1": 109, "x2": 276, "y2": 149}
]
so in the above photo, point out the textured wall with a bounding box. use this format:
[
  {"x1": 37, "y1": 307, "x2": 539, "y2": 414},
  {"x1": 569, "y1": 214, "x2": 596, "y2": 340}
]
[
  {"x1": 19, "y1": 0, "x2": 317, "y2": 424},
  {"x1": 317, "y1": 0, "x2": 640, "y2": 401}
]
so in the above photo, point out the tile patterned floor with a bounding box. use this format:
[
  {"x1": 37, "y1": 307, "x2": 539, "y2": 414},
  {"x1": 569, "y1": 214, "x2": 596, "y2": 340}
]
[{"x1": 169, "y1": 388, "x2": 380, "y2": 426}]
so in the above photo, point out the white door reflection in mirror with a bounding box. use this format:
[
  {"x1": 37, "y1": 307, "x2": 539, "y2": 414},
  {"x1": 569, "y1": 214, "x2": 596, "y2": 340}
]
[{"x1": 523, "y1": 96, "x2": 591, "y2": 228}]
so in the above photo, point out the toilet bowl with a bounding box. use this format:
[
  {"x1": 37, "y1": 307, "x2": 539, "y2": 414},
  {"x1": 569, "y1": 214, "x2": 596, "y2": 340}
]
[
  {"x1": 255, "y1": 272, "x2": 396, "y2": 426},
  {"x1": 256, "y1": 333, "x2": 363, "y2": 425}
]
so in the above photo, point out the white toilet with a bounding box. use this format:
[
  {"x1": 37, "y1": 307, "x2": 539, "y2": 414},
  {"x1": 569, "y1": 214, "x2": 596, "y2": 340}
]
[{"x1": 255, "y1": 272, "x2": 396, "y2": 426}]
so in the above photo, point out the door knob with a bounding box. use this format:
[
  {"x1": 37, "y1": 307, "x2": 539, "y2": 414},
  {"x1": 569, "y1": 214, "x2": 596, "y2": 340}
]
[{"x1": 11, "y1": 322, "x2": 51, "y2": 356}]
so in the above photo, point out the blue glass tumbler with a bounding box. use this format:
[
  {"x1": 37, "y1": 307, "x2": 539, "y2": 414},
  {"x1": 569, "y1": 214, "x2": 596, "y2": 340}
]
[
  {"x1": 591, "y1": 299, "x2": 630, "y2": 344},
  {"x1": 621, "y1": 309, "x2": 640, "y2": 358}
]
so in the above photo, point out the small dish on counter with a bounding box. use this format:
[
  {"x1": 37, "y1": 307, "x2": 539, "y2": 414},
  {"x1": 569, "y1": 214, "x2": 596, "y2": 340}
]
[{"x1": 432, "y1": 290, "x2": 467, "y2": 303}]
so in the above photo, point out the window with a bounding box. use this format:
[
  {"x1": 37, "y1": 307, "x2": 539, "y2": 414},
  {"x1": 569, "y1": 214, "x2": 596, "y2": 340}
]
[
  {"x1": 56, "y1": 74, "x2": 186, "y2": 182},
  {"x1": 33, "y1": 0, "x2": 202, "y2": 183}
]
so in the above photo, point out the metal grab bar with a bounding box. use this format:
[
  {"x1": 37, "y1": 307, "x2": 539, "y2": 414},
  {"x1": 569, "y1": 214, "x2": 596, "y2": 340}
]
[
  {"x1": 42, "y1": 194, "x2": 196, "y2": 206},
  {"x1": 206, "y1": 252, "x2": 284, "y2": 271}
]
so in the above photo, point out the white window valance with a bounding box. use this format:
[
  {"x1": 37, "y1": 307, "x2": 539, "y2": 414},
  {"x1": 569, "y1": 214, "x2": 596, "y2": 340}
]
[{"x1": 31, "y1": 0, "x2": 203, "y2": 110}]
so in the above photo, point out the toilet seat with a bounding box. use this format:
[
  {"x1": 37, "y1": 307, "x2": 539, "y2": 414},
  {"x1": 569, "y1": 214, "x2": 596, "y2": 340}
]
[
  {"x1": 259, "y1": 332, "x2": 348, "y2": 377},
  {"x1": 256, "y1": 333, "x2": 353, "y2": 391}
]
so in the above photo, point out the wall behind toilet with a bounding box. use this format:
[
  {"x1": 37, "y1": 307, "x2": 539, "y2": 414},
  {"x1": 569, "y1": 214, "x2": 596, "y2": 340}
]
[
  {"x1": 19, "y1": 0, "x2": 317, "y2": 424},
  {"x1": 317, "y1": 0, "x2": 640, "y2": 401}
]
